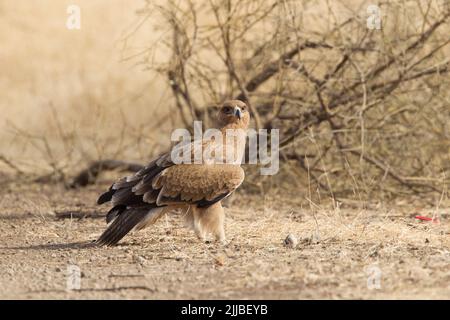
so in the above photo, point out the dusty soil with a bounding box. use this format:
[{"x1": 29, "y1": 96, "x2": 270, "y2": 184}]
[{"x1": 0, "y1": 182, "x2": 449, "y2": 299}]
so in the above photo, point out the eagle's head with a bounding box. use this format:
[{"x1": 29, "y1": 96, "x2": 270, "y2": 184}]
[{"x1": 217, "y1": 99, "x2": 250, "y2": 129}]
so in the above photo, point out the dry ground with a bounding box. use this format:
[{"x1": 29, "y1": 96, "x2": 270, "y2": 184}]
[{"x1": 0, "y1": 180, "x2": 449, "y2": 299}]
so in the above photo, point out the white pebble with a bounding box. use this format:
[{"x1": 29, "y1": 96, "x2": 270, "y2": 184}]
[{"x1": 284, "y1": 234, "x2": 298, "y2": 248}]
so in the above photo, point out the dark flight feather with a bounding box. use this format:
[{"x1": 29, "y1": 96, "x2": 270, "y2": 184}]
[
  {"x1": 155, "y1": 192, "x2": 230, "y2": 208},
  {"x1": 96, "y1": 206, "x2": 153, "y2": 246},
  {"x1": 112, "y1": 178, "x2": 140, "y2": 190},
  {"x1": 97, "y1": 188, "x2": 115, "y2": 205},
  {"x1": 106, "y1": 205, "x2": 126, "y2": 224},
  {"x1": 196, "y1": 192, "x2": 230, "y2": 208}
]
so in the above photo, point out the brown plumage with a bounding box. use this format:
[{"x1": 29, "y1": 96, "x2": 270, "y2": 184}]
[{"x1": 96, "y1": 100, "x2": 250, "y2": 246}]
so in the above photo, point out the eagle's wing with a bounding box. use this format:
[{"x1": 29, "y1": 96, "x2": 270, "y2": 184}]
[
  {"x1": 96, "y1": 139, "x2": 244, "y2": 246},
  {"x1": 96, "y1": 151, "x2": 173, "y2": 209},
  {"x1": 97, "y1": 138, "x2": 216, "y2": 210},
  {"x1": 152, "y1": 164, "x2": 245, "y2": 207}
]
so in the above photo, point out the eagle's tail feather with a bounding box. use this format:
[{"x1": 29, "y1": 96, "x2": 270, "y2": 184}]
[
  {"x1": 96, "y1": 208, "x2": 149, "y2": 246},
  {"x1": 106, "y1": 205, "x2": 126, "y2": 224}
]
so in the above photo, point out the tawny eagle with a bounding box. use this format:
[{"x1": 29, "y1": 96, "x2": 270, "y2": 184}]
[{"x1": 96, "y1": 100, "x2": 250, "y2": 246}]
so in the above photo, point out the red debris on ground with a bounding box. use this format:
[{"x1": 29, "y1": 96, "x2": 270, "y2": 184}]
[{"x1": 415, "y1": 215, "x2": 439, "y2": 223}]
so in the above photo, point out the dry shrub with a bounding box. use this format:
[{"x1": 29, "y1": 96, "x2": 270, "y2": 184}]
[
  {"x1": 1, "y1": 0, "x2": 448, "y2": 204},
  {"x1": 123, "y1": 0, "x2": 449, "y2": 201}
]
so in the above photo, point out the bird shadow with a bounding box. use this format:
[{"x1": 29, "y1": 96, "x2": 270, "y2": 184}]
[
  {"x1": 1, "y1": 241, "x2": 97, "y2": 251},
  {"x1": 1, "y1": 240, "x2": 148, "y2": 251}
]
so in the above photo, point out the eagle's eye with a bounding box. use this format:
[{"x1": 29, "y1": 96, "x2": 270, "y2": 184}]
[
  {"x1": 223, "y1": 106, "x2": 232, "y2": 114},
  {"x1": 241, "y1": 106, "x2": 247, "y2": 111}
]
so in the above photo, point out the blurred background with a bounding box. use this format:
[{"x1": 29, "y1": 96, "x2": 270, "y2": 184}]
[
  {"x1": 0, "y1": 0, "x2": 169, "y2": 167},
  {"x1": 0, "y1": 0, "x2": 449, "y2": 203}
]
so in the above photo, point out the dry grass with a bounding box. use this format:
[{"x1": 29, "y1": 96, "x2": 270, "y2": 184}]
[{"x1": 0, "y1": 181, "x2": 449, "y2": 299}]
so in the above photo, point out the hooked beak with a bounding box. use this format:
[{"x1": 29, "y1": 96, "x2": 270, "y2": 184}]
[{"x1": 234, "y1": 106, "x2": 242, "y2": 120}]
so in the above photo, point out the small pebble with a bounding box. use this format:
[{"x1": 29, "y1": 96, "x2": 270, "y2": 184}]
[
  {"x1": 133, "y1": 255, "x2": 147, "y2": 265},
  {"x1": 284, "y1": 234, "x2": 298, "y2": 248},
  {"x1": 214, "y1": 255, "x2": 225, "y2": 266},
  {"x1": 309, "y1": 232, "x2": 321, "y2": 244}
]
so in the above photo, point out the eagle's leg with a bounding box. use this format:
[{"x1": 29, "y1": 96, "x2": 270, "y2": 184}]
[
  {"x1": 212, "y1": 203, "x2": 226, "y2": 243},
  {"x1": 192, "y1": 202, "x2": 226, "y2": 243},
  {"x1": 193, "y1": 215, "x2": 207, "y2": 242},
  {"x1": 185, "y1": 206, "x2": 206, "y2": 241}
]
